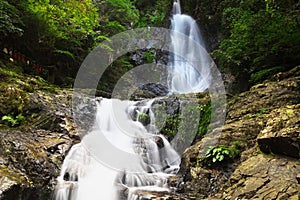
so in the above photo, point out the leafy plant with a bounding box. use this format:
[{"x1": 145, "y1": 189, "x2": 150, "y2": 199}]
[
  {"x1": 200, "y1": 144, "x2": 240, "y2": 167},
  {"x1": 250, "y1": 66, "x2": 284, "y2": 84},
  {"x1": 143, "y1": 51, "x2": 155, "y2": 63},
  {"x1": 2, "y1": 113, "x2": 24, "y2": 127},
  {"x1": 197, "y1": 103, "x2": 211, "y2": 136}
]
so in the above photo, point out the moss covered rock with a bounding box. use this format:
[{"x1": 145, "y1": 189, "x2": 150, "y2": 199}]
[{"x1": 0, "y1": 60, "x2": 79, "y2": 199}]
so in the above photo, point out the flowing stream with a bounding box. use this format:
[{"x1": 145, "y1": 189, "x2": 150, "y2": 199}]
[{"x1": 55, "y1": 0, "x2": 211, "y2": 199}]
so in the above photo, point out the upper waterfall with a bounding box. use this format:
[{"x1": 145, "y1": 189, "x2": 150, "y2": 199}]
[
  {"x1": 168, "y1": 0, "x2": 211, "y2": 93},
  {"x1": 173, "y1": 0, "x2": 181, "y2": 14}
]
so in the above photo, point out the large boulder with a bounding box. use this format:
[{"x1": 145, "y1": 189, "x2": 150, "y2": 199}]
[{"x1": 257, "y1": 105, "x2": 300, "y2": 158}]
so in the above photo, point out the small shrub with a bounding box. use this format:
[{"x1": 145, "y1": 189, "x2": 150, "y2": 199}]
[
  {"x1": 199, "y1": 144, "x2": 240, "y2": 167},
  {"x1": 143, "y1": 50, "x2": 155, "y2": 63}
]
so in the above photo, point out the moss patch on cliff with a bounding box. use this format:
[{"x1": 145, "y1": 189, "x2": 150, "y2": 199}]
[{"x1": 0, "y1": 59, "x2": 58, "y2": 128}]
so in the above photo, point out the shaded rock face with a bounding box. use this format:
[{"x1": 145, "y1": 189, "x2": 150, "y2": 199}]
[
  {"x1": 23, "y1": 90, "x2": 98, "y2": 137},
  {"x1": 257, "y1": 105, "x2": 300, "y2": 158},
  {"x1": 130, "y1": 83, "x2": 169, "y2": 100},
  {"x1": 178, "y1": 66, "x2": 300, "y2": 199},
  {"x1": 138, "y1": 83, "x2": 169, "y2": 97},
  {"x1": 180, "y1": 0, "x2": 224, "y2": 51},
  {"x1": 23, "y1": 90, "x2": 73, "y2": 133}
]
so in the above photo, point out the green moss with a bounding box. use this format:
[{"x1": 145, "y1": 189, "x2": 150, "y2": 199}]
[
  {"x1": 0, "y1": 165, "x2": 29, "y2": 185},
  {"x1": 0, "y1": 59, "x2": 58, "y2": 124},
  {"x1": 197, "y1": 103, "x2": 212, "y2": 136},
  {"x1": 137, "y1": 112, "x2": 151, "y2": 126},
  {"x1": 152, "y1": 104, "x2": 179, "y2": 137},
  {"x1": 0, "y1": 59, "x2": 58, "y2": 93},
  {"x1": 152, "y1": 99, "x2": 211, "y2": 142}
]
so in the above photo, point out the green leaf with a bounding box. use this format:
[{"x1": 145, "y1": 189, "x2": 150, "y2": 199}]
[
  {"x1": 16, "y1": 114, "x2": 24, "y2": 122},
  {"x1": 212, "y1": 148, "x2": 219, "y2": 155},
  {"x1": 223, "y1": 150, "x2": 230, "y2": 155},
  {"x1": 219, "y1": 155, "x2": 224, "y2": 161}
]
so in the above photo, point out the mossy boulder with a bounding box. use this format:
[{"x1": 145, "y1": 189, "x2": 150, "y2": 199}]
[{"x1": 0, "y1": 60, "x2": 80, "y2": 199}]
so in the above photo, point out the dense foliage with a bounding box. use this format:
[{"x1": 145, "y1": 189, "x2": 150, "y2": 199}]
[
  {"x1": 0, "y1": 1, "x2": 23, "y2": 40},
  {"x1": 1, "y1": 0, "x2": 299, "y2": 91},
  {"x1": 1, "y1": 0, "x2": 100, "y2": 85},
  {"x1": 212, "y1": 0, "x2": 300, "y2": 88},
  {"x1": 0, "y1": 0, "x2": 171, "y2": 87}
]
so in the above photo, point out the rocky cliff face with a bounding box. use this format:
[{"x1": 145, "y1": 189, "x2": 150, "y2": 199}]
[{"x1": 179, "y1": 66, "x2": 300, "y2": 199}]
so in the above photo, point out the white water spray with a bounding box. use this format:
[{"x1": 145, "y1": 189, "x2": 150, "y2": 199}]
[
  {"x1": 168, "y1": 0, "x2": 211, "y2": 93},
  {"x1": 55, "y1": 1, "x2": 211, "y2": 199},
  {"x1": 54, "y1": 99, "x2": 180, "y2": 200}
]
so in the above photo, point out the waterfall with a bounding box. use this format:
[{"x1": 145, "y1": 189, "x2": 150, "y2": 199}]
[
  {"x1": 168, "y1": 0, "x2": 211, "y2": 93},
  {"x1": 54, "y1": 98, "x2": 180, "y2": 200},
  {"x1": 54, "y1": 1, "x2": 211, "y2": 199}
]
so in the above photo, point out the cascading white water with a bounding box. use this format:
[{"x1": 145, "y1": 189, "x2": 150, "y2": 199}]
[
  {"x1": 55, "y1": 1, "x2": 212, "y2": 199},
  {"x1": 54, "y1": 98, "x2": 181, "y2": 200},
  {"x1": 168, "y1": 0, "x2": 211, "y2": 93}
]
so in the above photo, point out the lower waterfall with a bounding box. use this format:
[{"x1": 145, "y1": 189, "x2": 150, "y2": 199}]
[{"x1": 54, "y1": 98, "x2": 181, "y2": 200}]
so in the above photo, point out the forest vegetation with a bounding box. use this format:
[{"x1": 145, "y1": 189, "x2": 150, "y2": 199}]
[{"x1": 1, "y1": 0, "x2": 299, "y2": 92}]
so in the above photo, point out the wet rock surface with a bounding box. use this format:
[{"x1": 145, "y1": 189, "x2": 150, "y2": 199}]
[
  {"x1": 0, "y1": 129, "x2": 74, "y2": 199},
  {"x1": 127, "y1": 190, "x2": 190, "y2": 200}
]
